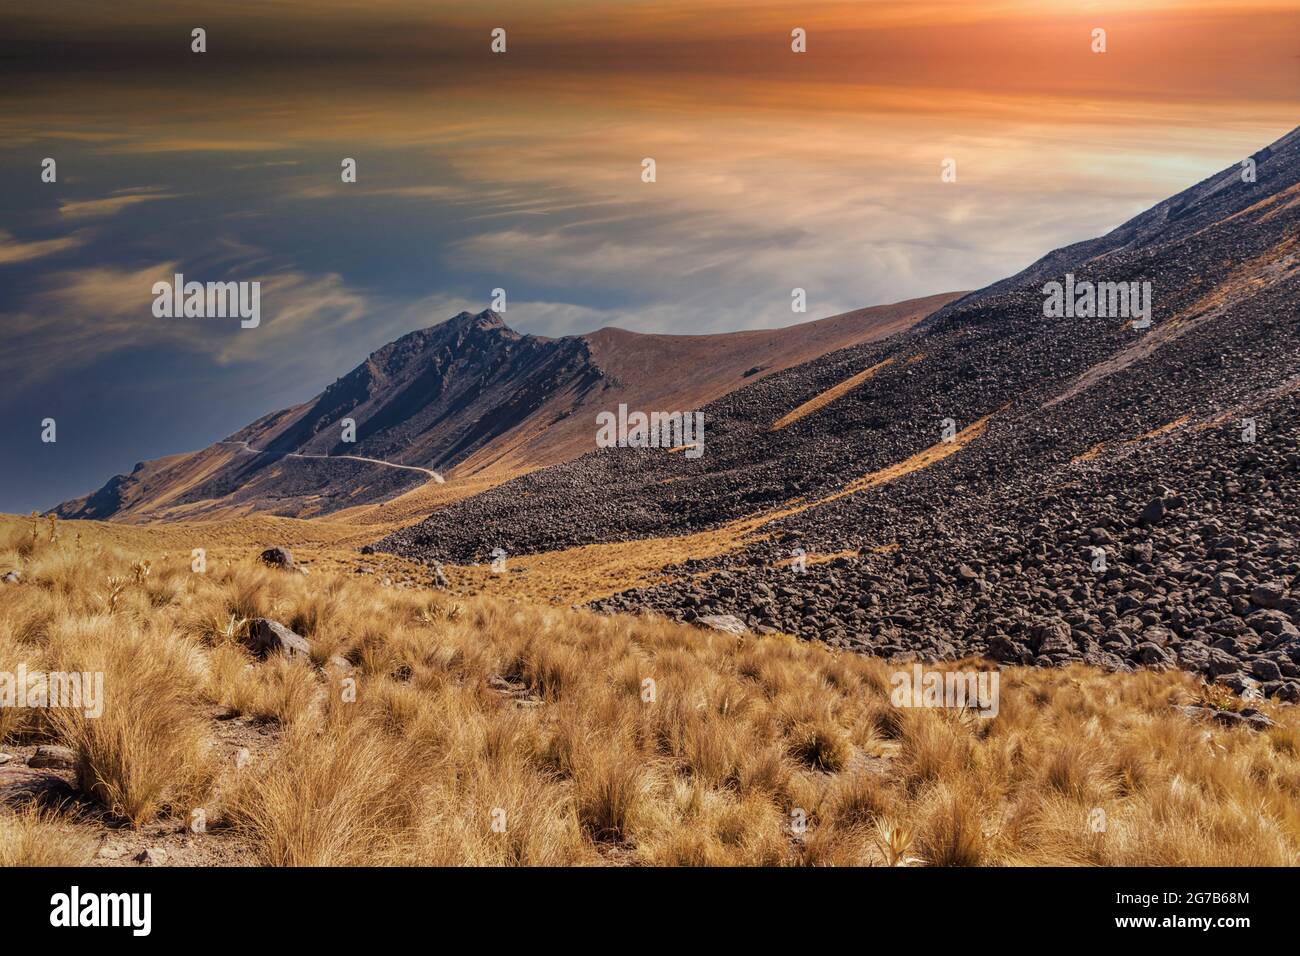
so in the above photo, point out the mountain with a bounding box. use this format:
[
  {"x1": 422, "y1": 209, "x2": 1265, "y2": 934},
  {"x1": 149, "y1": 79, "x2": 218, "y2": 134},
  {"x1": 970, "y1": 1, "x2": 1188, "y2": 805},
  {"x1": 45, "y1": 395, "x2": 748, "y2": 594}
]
[
  {"x1": 55, "y1": 292, "x2": 961, "y2": 522},
  {"x1": 379, "y1": 126, "x2": 1300, "y2": 701}
]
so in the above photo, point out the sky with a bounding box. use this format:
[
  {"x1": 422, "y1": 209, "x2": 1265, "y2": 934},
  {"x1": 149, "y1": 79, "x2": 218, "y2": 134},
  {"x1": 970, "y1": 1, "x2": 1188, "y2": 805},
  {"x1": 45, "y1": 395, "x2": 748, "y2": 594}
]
[{"x1": 1, "y1": 0, "x2": 1297, "y2": 514}]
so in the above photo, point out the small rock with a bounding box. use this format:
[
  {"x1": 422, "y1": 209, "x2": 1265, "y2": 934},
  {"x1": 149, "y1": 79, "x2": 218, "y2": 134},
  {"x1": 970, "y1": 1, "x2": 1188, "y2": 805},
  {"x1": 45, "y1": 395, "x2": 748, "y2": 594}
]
[
  {"x1": 1251, "y1": 584, "x2": 1286, "y2": 610},
  {"x1": 986, "y1": 635, "x2": 1028, "y2": 663},
  {"x1": 258, "y1": 547, "x2": 295, "y2": 570},
  {"x1": 1275, "y1": 682, "x2": 1300, "y2": 704},
  {"x1": 696, "y1": 614, "x2": 748, "y2": 635},
  {"x1": 1214, "y1": 671, "x2": 1263, "y2": 699},
  {"x1": 0, "y1": 766, "x2": 78, "y2": 806},
  {"x1": 1177, "y1": 704, "x2": 1274, "y2": 730},
  {"x1": 1211, "y1": 573, "x2": 1246, "y2": 597},
  {"x1": 134, "y1": 848, "x2": 168, "y2": 866},
  {"x1": 28, "y1": 745, "x2": 77, "y2": 770},
  {"x1": 1033, "y1": 622, "x2": 1074, "y2": 656},
  {"x1": 1134, "y1": 641, "x2": 1173, "y2": 668},
  {"x1": 1, "y1": 571, "x2": 19, "y2": 584},
  {"x1": 1142, "y1": 626, "x2": 1176, "y2": 647},
  {"x1": 1138, "y1": 497, "x2": 1167, "y2": 526},
  {"x1": 326, "y1": 655, "x2": 354, "y2": 677},
  {"x1": 244, "y1": 618, "x2": 313, "y2": 660},
  {"x1": 1251, "y1": 658, "x2": 1283, "y2": 682}
]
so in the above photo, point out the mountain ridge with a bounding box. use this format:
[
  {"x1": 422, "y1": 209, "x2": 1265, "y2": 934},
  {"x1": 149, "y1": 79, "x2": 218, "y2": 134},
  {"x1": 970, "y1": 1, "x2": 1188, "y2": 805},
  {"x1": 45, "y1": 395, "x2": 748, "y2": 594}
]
[{"x1": 55, "y1": 292, "x2": 960, "y2": 521}]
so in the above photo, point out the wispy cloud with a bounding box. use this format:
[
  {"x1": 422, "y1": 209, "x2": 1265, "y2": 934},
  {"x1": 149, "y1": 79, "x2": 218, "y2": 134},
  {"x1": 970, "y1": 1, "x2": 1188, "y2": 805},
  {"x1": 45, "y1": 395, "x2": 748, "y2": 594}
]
[
  {"x1": 0, "y1": 229, "x2": 90, "y2": 265},
  {"x1": 102, "y1": 138, "x2": 286, "y2": 154},
  {"x1": 1, "y1": 261, "x2": 373, "y2": 386},
  {"x1": 59, "y1": 186, "x2": 178, "y2": 220},
  {"x1": 284, "y1": 182, "x2": 468, "y2": 202},
  {"x1": 230, "y1": 160, "x2": 302, "y2": 170}
]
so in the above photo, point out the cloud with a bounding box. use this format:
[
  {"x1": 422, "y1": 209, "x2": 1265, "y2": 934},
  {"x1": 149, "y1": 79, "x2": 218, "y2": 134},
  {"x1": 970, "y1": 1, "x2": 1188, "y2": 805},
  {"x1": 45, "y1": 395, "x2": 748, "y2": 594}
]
[
  {"x1": 284, "y1": 182, "x2": 468, "y2": 202},
  {"x1": 212, "y1": 271, "x2": 369, "y2": 365},
  {"x1": 0, "y1": 261, "x2": 376, "y2": 387},
  {"x1": 0, "y1": 229, "x2": 89, "y2": 265},
  {"x1": 1, "y1": 261, "x2": 181, "y2": 384},
  {"x1": 59, "y1": 187, "x2": 179, "y2": 220},
  {"x1": 230, "y1": 160, "x2": 302, "y2": 170},
  {"x1": 103, "y1": 138, "x2": 285, "y2": 154}
]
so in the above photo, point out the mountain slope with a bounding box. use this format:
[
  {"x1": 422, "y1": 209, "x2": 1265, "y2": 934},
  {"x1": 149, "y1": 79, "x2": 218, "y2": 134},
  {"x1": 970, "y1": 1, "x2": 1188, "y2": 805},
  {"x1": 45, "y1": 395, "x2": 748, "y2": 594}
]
[
  {"x1": 379, "y1": 125, "x2": 1300, "y2": 700},
  {"x1": 55, "y1": 292, "x2": 959, "y2": 522}
]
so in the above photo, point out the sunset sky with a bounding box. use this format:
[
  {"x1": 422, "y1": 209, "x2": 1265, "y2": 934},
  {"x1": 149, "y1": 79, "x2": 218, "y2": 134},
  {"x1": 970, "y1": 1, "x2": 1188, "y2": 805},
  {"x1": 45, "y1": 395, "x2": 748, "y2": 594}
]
[{"x1": 1, "y1": 0, "x2": 1297, "y2": 512}]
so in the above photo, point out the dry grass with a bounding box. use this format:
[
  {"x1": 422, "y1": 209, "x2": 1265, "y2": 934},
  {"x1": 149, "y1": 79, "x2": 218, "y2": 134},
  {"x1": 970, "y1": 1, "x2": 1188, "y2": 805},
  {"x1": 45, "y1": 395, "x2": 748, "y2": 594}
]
[
  {"x1": 46, "y1": 624, "x2": 217, "y2": 826},
  {"x1": 769, "y1": 359, "x2": 895, "y2": 431},
  {"x1": 0, "y1": 809, "x2": 96, "y2": 866},
  {"x1": 1, "y1": 515, "x2": 1298, "y2": 866}
]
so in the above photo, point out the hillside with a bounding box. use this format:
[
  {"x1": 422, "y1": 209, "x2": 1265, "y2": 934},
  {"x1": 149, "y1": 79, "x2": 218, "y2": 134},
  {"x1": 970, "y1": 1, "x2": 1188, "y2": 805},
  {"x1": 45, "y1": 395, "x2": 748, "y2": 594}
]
[
  {"x1": 379, "y1": 126, "x2": 1300, "y2": 703},
  {"x1": 2, "y1": 518, "x2": 1297, "y2": 867},
  {"x1": 54, "y1": 293, "x2": 959, "y2": 523}
]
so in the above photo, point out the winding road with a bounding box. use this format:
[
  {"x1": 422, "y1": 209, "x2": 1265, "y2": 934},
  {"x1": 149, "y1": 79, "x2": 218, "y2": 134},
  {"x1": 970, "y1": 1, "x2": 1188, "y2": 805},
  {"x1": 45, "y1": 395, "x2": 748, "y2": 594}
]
[{"x1": 217, "y1": 440, "x2": 445, "y2": 483}]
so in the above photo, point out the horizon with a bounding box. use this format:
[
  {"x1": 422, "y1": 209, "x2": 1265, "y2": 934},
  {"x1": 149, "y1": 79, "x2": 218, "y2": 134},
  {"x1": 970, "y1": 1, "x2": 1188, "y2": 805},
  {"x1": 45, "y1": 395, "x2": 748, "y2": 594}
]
[{"x1": 2, "y1": 0, "x2": 1298, "y2": 512}]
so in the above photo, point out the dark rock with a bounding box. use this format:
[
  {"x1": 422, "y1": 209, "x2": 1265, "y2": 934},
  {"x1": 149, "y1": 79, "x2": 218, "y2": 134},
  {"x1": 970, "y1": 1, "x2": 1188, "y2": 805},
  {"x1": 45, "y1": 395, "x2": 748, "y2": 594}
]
[
  {"x1": 1177, "y1": 704, "x2": 1274, "y2": 730},
  {"x1": 244, "y1": 618, "x2": 313, "y2": 660},
  {"x1": 27, "y1": 745, "x2": 77, "y2": 770},
  {"x1": 986, "y1": 635, "x2": 1029, "y2": 663},
  {"x1": 259, "y1": 547, "x2": 295, "y2": 570},
  {"x1": 1251, "y1": 657, "x2": 1283, "y2": 682},
  {"x1": 1138, "y1": 497, "x2": 1168, "y2": 526},
  {"x1": 1133, "y1": 642, "x2": 1173, "y2": 668},
  {"x1": 0, "y1": 766, "x2": 77, "y2": 808},
  {"x1": 1032, "y1": 622, "x2": 1074, "y2": 656},
  {"x1": 1275, "y1": 682, "x2": 1300, "y2": 704},
  {"x1": 1251, "y1": 584, "x2": 1286, "y2": 609}
]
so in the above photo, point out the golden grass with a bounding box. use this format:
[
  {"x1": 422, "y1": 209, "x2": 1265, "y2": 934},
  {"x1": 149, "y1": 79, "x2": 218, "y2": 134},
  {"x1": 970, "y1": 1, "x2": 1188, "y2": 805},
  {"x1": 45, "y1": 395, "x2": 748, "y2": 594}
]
[
  {"x1": 1072, "y1": 442, "x2": 1107, "y2": 463},
  {"x1": 824, "y1": 415, "x2": 991, "y2": 503},
  {"x1": 769, "y1": 359, "x2": 895, "y2": 431},
  {"x1": 1, "y1": 516, "x2": 1297, "y2": 866},
  {"x1": 0, "y1": 809, "x2": 96, "y2": 866}
]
